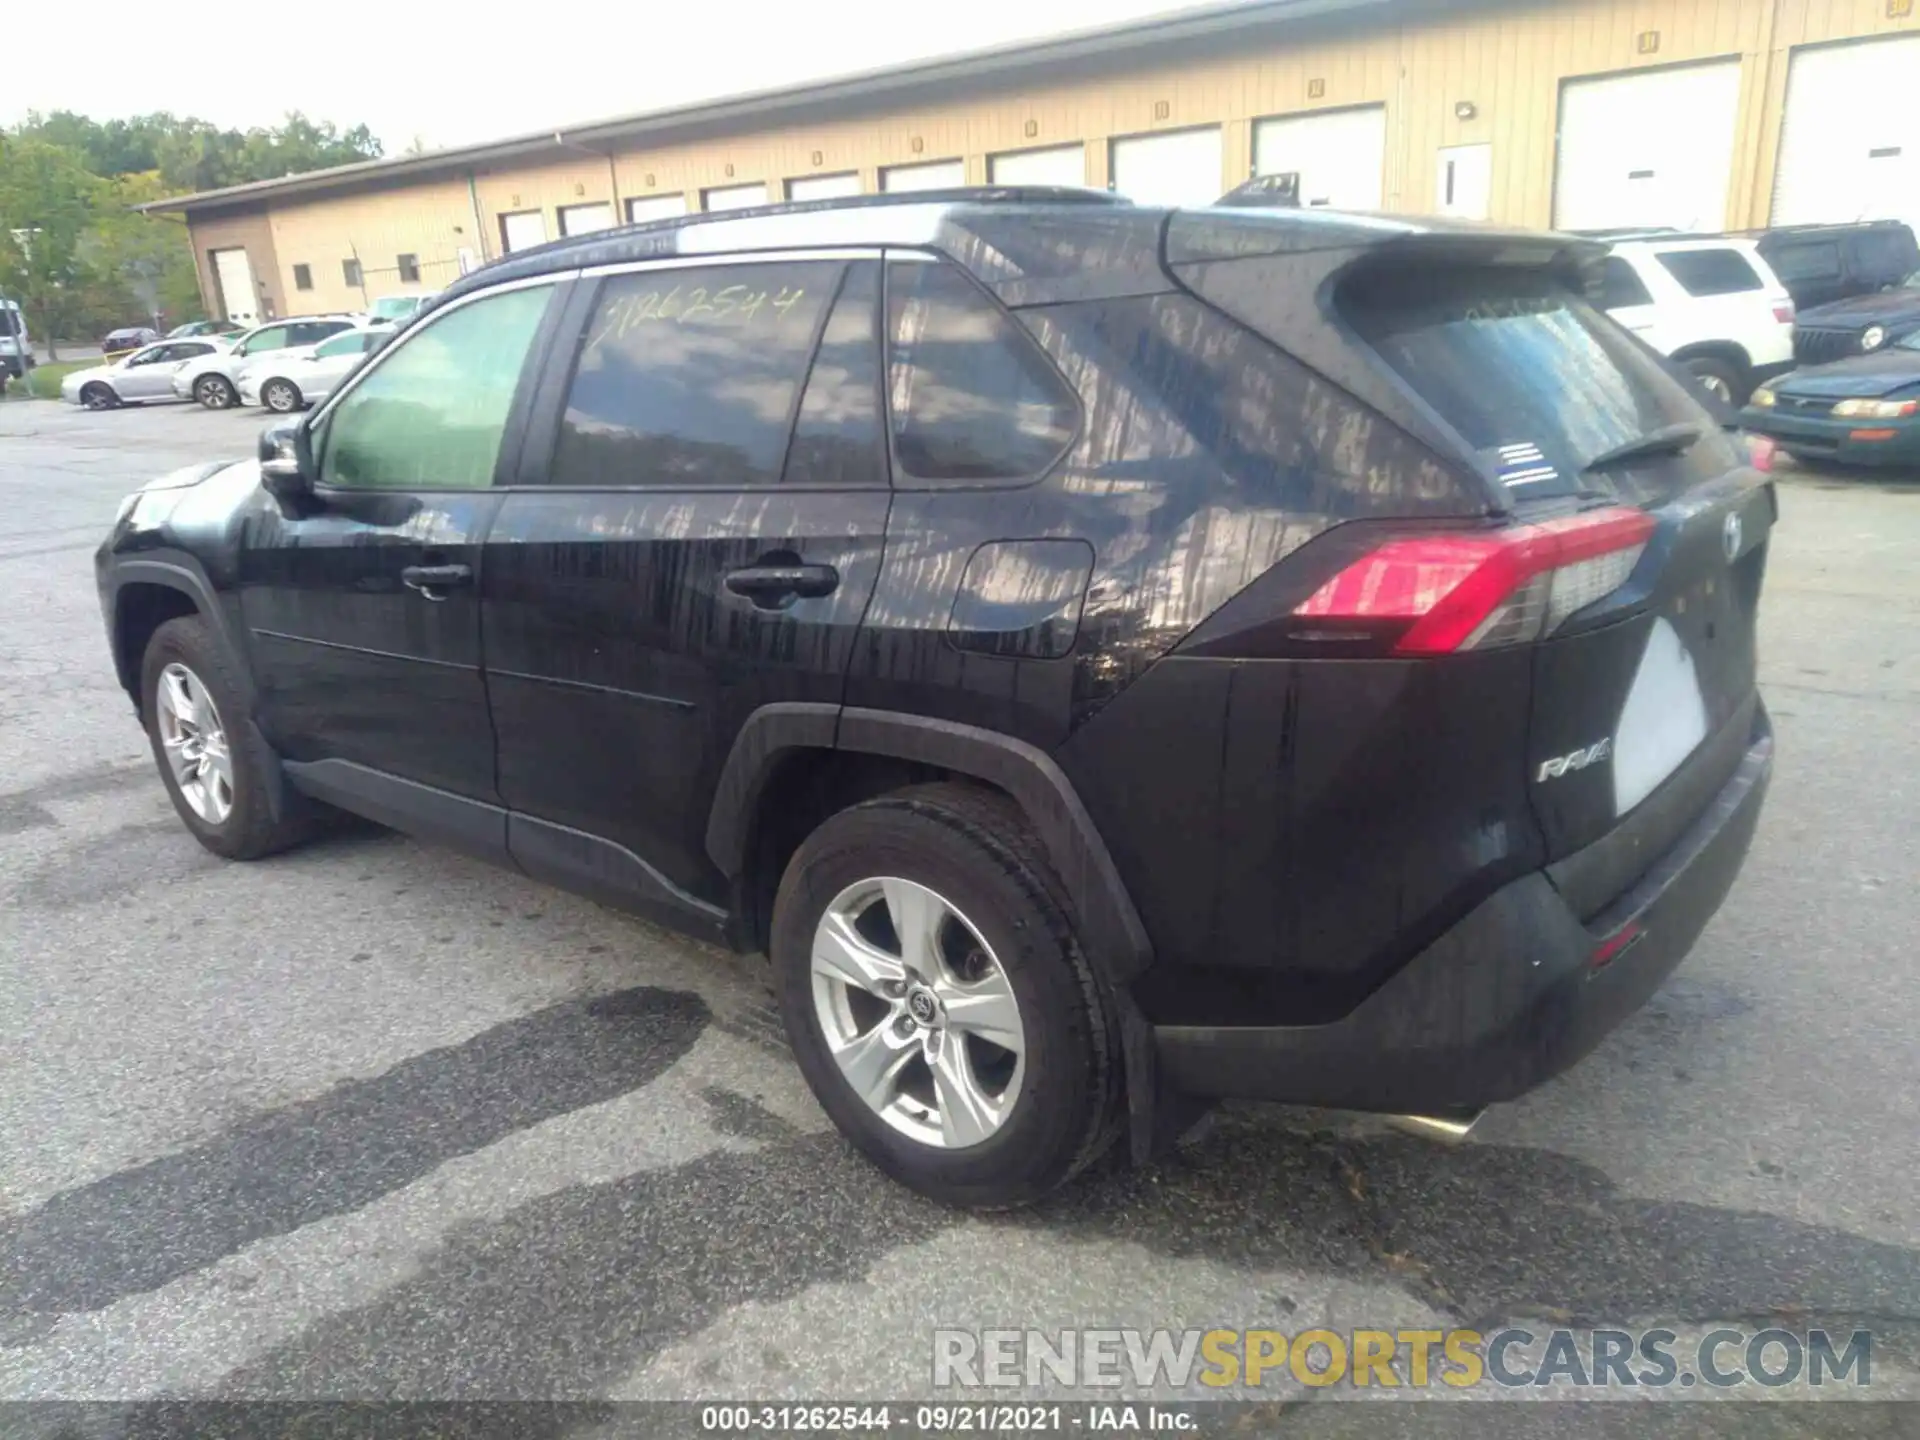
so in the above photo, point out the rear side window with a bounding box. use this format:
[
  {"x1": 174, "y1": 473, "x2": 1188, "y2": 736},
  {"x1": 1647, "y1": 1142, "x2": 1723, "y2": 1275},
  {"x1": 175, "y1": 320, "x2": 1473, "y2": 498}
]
[
  {"x1": 315, "y1": 331, "x2": 369, "y2": 359},
  {"x1": 1598, "y1": 257, "x2": 1653, "y2": 309},
  {"x1": 1767, "y1": 240, "x2": 1841, "y2": 282},
  {"x1": 549, "y1": 260, "x2": 839, "y2": 488},
  {"x1": 783, "y1": 263, "x2": 885, "y2": 487},
  {"x1": 1655, "y1": 248, "x2": 1762, "y2": 296},
  {"x1": 885, "y1": 260, "x2": 1078, "y2": 482},
  {"x1": 1342, "y1": 266, "x2": 1721, "y2": 502}
]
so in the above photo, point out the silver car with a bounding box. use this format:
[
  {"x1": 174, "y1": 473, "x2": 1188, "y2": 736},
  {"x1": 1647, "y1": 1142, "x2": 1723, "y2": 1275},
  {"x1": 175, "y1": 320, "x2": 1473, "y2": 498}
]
[
  {"x1": 60, "y1": 338, "x2": 233, "y2": 410},
  {"x1": 173, "y1": 315, "x2": 359, "y2": 409},
  {"x1": 239, "y1": 326, "x2": 391, "y2": 412}
]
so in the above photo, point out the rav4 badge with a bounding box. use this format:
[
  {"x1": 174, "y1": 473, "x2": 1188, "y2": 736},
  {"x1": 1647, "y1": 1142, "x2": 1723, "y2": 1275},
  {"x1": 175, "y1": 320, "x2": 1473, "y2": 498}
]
[{"x1": 1537, "y1": 739, "x2": 1612, "y2": 782}]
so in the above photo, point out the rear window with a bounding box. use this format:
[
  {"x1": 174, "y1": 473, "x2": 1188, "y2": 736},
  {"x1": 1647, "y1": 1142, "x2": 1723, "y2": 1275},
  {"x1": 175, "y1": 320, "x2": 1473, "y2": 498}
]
[
  {"x1": 1767, "y1": 240, "x2": 1842, "y2": 282},
  {"x1": 1655, "y1": 248, "x2": 1763, "y2": 296},
  {"x1": 1342, "y1": 266, "x2": 1728, "y2": 503}
]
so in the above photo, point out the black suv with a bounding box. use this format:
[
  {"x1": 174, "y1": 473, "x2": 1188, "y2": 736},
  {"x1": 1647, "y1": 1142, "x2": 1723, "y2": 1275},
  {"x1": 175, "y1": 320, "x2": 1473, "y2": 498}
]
[
  {"x1": 1755, "y1": 220, "x2": 1920, "y2": 361},
  {"x1": 96, "y1": 190, "x2": 1775, "y2": 1208}
]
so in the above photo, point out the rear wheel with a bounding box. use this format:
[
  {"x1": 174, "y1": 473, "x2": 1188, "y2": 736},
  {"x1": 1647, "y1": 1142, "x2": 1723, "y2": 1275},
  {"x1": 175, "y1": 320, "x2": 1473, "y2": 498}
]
[
  {"x1": 80, "y1": 383, "x2": 117, "y2": 411},
  {"x1": 261, "y1": 377, "x2": 302, "y2": 413},
  {"x1": 194, "y1": 374, "x2": 237, "y2": 410},
  {"x1": 1683, "y1": 356, "x2": 1746, "y2": 406},
  {"x1": 772, "y1": 784, "x2": 1122, "y2": 1208},
  {"x1": 141, "y1": 616, "x2": 315, "y2": 860}
]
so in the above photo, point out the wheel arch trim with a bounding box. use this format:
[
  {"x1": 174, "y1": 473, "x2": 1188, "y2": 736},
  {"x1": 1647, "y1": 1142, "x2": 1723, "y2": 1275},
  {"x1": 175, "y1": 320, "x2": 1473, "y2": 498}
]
[{"x1": 108, "y1": 558, "x2": 252, "y2": 710}]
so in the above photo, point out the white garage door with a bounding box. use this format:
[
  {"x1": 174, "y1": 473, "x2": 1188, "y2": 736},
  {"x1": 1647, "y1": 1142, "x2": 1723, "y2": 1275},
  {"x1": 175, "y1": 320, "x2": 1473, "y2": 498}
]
[
  {"x1": 1772, "y1": 36, "x2": 1920, "y2": 235},
  {"x1": 704, "y1": 182, "x2": 769, "y2": 212},
  {"x1": 558, "y1": 202, "x2": 614, "y2": 236},
  {"x1": 1252, "y1": 105, "x2": 1387, "y2": 210},
  {"x1": 625, "y1": 194, "x2": 688, "y2": 224},
  {"x1": 989, "y1": 144, "x2": 1087, "y2": 188},
  {"x1": 788, "y1": 172, "x2": 862, "y2": 202},
  {"x1": 882, "y1": 159, "x2": 966, "y2": 193},
  {"x1": 499, "y1": 210, "x2": 548, "y2": 253},
  {"x1": 1553, "y1": 61, "x2": 1742, "y2": 232},
  {"x1": 210, "y1": 247, "x2": 257, "y2": 327},
  {"x1": 1110, "y1": 128, "x2": 1224, "y2": 208}
]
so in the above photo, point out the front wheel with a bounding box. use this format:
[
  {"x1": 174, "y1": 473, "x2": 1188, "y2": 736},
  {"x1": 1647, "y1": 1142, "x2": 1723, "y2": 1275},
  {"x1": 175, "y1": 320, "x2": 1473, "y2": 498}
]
[
  {"x1": 261, "y1": 378, "x2": 303, "y2": 413},
  {"x1": 194, "y1": 374, "x2": 237, "y2": 410},
  {"x1": 772, "y1": 784, "x2": 1123, "y2": 1209},
  {"x1": 141, "y1": 616, "x2": 316, "y2": 860}
]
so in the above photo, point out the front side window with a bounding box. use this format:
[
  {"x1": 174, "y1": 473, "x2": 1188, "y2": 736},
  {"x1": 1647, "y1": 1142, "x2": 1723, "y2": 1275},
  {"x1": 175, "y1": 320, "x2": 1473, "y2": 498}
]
[
  {"x1": 885, "y1": 260, "x2": 1079, "y2": 482},
  {"x1": 1655, "y1": 248, "x2": 1762, "y2": 297},
  {"x1": 317, "y1": 284, "x2": 553, "y2": 491},
  {"x1": 548, "y1": 261, "x2": 840, "y2": 488}
]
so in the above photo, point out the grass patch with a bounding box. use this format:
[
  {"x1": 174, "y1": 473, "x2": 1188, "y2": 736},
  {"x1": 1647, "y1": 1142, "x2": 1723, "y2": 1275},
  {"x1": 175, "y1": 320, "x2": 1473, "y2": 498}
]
[{"x1": 4, "y1": 361, "x2": 87, "y2": 401}]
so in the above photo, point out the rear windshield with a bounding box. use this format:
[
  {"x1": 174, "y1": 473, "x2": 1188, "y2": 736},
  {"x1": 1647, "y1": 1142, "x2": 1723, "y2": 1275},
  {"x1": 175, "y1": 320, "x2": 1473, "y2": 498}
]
[{"x1": 1341, "y1": 266, "x2": 1730, "y2": 503}]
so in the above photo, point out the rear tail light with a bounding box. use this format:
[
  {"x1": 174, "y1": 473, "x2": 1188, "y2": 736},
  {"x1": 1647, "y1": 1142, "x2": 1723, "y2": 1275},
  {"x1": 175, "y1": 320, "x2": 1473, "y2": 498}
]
[
  {"x1": 1772, "y1": 302, "x2": 1795, "y2": 325},
  {"x1": 1293, "y1": 507, "x2": 1656, "y2": 654}
]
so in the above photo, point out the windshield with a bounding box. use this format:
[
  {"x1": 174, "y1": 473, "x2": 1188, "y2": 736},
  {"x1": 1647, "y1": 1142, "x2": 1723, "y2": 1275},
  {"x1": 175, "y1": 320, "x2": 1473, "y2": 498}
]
[
  {"x1": 1342, "y1": 265, "x2": 1738, "y2": 504},
  {"x1": 370, "y1": 297, "x2": 417, "y2": 320}
]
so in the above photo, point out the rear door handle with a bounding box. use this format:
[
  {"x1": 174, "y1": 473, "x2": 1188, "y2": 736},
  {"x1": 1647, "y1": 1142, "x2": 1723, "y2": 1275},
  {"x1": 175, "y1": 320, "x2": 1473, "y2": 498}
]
[
  {"x1": 401, "y1": 562, "x2": 472, "y2": 600},
  {"x1": 724, "y1": 562, "x2": 840, "y2": 607}
]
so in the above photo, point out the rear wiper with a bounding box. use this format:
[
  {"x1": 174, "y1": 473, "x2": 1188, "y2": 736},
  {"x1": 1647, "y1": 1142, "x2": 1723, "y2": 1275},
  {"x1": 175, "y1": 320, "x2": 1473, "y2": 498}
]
[{"x1": 1582, "y1": 422, "x2": 1703, "y2": 473}]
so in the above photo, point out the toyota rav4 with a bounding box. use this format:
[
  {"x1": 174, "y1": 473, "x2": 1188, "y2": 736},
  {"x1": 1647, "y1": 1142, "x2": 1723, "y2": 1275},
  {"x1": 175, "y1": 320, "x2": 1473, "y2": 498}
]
[{"x1": 96, "y1": 190, "x2": 1775, "y2": 1208}]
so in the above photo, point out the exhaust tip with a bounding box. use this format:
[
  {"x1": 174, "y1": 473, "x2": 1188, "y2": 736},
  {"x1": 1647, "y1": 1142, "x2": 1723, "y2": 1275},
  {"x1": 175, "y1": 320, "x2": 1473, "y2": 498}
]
[{"x1": 1381, "y1": 1111, "x2": 1484, "y2": 1145}]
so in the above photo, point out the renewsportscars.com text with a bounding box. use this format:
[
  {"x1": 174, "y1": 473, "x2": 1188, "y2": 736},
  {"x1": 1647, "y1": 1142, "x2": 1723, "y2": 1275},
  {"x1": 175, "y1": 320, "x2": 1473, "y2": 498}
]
[{"x1": 933, "y1": 1327, "x2": 1872, "y2": 1390}]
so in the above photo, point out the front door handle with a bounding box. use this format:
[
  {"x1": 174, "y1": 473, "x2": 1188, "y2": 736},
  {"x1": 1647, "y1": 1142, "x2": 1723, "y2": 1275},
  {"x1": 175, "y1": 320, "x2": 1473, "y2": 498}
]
[
  {"x1": 401, "y1": 562, "x2": 473, "y2": 600},
  {"x1": 724, "y1": 562, "x2": 840, "y2": 608}
]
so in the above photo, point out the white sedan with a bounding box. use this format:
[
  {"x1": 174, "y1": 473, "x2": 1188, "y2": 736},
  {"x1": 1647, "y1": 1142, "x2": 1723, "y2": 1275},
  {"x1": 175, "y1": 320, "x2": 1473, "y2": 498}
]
[
  {"x1": 60, "y1": 337, "x2": 233, "y2": 410},
  {"x1": 239, "y1": 327, "x2": 392, "y2": 412}
]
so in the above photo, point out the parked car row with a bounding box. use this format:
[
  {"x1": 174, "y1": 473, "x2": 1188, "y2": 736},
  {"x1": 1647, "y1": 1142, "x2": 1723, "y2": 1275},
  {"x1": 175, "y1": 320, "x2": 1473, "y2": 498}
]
[{"x1": 61, "y1": 309, "x2": 406, "y2": 414}]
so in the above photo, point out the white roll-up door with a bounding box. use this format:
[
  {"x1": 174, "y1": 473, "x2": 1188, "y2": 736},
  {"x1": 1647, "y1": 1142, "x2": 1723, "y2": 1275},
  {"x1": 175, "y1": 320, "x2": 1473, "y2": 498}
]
[
  {"x1": 1772, "y1": 36, "x2": 1920, "y2": 234},
  {"x1": 625, "y1": 194, "x2": 688, "y2": 224},
  {"x1": 1553, "y1": 61, "x2": 1742, "y2": 232},
  {"x1": 704, "y1": 182, "x2": 769, "y2": 212},
  {"x1": 210, "y1": 248, "x2": 257, "y2": 326},
  {"x1": 882, "y1": 160, "x2": 966, "y2": 193},
  {"x1": 499, "y1": 210, "x2": 548, "y2": 253},
  {"x1": 989, "y1": 144, "x2": 1087, "y2": 188},
  {"x1": 558, "y1": 202, "x2": 614, "y2": 236},
  {"x1": 1110, "y1": 127, "x2": 1224, "y2": 208},
  {"x1": 787, "y1": 173, "x2": 862, "y2": 202},
  {"x1": 1252, "y1": 105, "x2": 1387, "y2": 210}
]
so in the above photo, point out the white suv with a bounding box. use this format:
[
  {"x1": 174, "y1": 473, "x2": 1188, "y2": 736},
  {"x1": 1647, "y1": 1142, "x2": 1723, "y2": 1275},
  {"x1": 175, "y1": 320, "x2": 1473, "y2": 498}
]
[{"x1": 1596, "y1": 237, "x2": 1795, "y2": 405}]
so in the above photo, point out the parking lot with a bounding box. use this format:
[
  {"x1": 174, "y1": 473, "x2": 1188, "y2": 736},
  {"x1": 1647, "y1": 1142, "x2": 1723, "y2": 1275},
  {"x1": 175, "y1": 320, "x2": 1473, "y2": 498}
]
[{"x1": 2, "y1": 399, "x2": 1917, "y2": 1422}]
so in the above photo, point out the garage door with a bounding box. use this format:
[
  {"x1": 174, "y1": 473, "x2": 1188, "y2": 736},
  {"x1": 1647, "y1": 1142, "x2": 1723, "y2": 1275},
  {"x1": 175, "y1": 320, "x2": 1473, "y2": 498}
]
[
  {"x1": 704, "y1": 182, "x2": 769, "y2": 212},
  {"x1": 1252, "y1": 105, "x2": 1387, "y2": 210},
  {"x1": 210, "y1": 248, "x2": 257, "y2": 327},
  {"x1": 882, "y1": 160, "x2": 965, "y2": 193},
  {"x1": 558, "y1": 202, "x2": 614, "y2": 236},
  {"x1": 499, "y1": 210, "x2": 548, "y2": 253},
  {"x1": 989, "y1": 144, "x2": 1087, "y2": 188},
  {"x1": 787, "y1": 172, "x2": 862, "y2": 202},
  {"x1": 1553, "y1": 61, "x2": 1742, "y2": 232},
  {"x1": 626, "y1": 194, "x2": 688, "y2": 224},
  {"x1": 1772, "y1": 36, "x2": 1920, "y2": 235},
  {"x1": 1110, "y1": 128, "x2": 1224, "y2": 208}
]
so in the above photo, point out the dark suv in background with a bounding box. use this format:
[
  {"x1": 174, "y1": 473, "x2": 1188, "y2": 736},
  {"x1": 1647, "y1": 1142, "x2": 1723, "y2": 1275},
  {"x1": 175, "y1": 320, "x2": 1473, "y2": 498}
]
[
  {"x1": 1756, "y1": 220, "x2": 1920, "y2": 363},
  {"x1": 95, "y1": 191, "x2": 1775, "y2": 1207}
]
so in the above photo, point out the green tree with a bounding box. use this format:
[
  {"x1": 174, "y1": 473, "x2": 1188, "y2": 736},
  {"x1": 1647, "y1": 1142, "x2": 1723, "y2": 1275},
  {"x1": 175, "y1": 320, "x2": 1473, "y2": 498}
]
[{"x1": 0, "y1": 136, "x2": 102, "y2": 358}]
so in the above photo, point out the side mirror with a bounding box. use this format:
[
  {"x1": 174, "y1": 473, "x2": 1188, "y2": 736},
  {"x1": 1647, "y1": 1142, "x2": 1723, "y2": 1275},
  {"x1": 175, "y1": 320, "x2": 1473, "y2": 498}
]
[{"x1": 258, "y1": 419, "x2": 314, "y2": 503}]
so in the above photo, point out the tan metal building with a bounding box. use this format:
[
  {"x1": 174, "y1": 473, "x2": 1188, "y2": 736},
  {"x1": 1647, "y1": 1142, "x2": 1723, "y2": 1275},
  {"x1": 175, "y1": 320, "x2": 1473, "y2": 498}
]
[{"x1": 148, "y1": 0, "x2": 1920, "y2": 326}]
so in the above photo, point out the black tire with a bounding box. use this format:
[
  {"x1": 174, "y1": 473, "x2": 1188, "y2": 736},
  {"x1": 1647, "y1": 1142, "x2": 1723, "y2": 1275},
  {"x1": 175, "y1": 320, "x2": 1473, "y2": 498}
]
[
  {"x1": 261, "y1": 377, "x2": 303, "y2": 413},
  {"x1": 194, "y1": 374, "x2": 237, "y2": 410},
  {"x1": 1683, "y1": 356, "x2": 1747, "y2": 407},
  {"x1": 772, "y1": 783, "x2": 1123, "y2": 1208},
  {"x1": 80, "y1": 382, "x2": 118, "y2": 411},
  {"x1": 140, "y1": 615, "x2": 315, "y2": 860}
]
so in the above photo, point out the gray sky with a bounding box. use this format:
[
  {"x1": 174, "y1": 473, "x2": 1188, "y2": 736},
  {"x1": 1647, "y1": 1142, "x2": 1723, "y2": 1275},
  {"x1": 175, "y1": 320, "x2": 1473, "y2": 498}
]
[{"x1": 4, "y1": 0, "x2": 1206, "y2": 152}]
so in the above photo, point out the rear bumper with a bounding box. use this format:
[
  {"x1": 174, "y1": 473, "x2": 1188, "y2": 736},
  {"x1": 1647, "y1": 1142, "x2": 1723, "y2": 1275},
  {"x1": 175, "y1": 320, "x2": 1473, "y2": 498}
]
[
  {"x1": 1742, "y1": 409, "x2": 1920, "y2": 466},
  {"x1": 1155, "y1": 703, "x2": 1773, "y2": 1115}
]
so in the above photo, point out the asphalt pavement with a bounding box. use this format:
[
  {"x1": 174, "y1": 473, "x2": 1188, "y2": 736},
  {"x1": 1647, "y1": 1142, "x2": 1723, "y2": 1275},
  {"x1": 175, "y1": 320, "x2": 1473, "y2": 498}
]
[{"x1": 1, "y1": 400, "x2": 1916, "y2": 1424}]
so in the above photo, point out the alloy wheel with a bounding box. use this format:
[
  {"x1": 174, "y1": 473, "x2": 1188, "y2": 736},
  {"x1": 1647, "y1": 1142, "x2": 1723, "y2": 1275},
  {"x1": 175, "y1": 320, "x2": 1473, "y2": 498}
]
[
  {"x1": 811, "y1": 876, "x2": 1026, "y2": 1149},
  {"x1": 196, "y1": 377, "x2": 232, "y2": 409},
  {"x1": 155, "y1": 661, "x2": 234, "y2": 824},
  {"x1": 264, "y1": 380, "x2": 299, "y2": 413}
]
